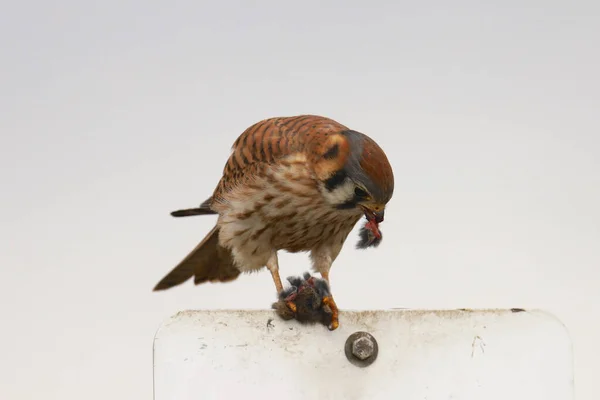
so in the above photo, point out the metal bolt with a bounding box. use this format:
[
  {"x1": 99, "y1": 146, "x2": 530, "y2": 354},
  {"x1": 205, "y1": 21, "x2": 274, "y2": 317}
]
[
  {"x1": 352, "y1": 336, "x2": 375, "y2": 360},
  {"x1": 344, "y1": 331, "x2": 379, "y2": 367}
]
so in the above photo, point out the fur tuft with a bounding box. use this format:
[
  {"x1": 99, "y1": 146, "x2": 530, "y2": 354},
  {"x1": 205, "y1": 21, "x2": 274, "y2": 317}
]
[{"x1": 356, "y1": 222, "x2": 382, "y2": 249}]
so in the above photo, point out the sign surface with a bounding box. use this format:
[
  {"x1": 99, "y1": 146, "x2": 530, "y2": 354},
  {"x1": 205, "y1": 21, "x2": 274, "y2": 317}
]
[{"x1": 153, "y1": 309, "x2": 573, "y2": 400}]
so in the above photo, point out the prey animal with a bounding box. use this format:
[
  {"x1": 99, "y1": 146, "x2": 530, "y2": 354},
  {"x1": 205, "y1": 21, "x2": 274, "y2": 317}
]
[{"x1": 153, "y1": 115, "x2": 394, "y2": 330}]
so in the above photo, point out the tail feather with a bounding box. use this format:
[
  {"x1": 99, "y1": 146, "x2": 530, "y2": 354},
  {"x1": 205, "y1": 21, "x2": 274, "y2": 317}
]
[
  {"x1": 170, "y1": 197, "x2": 217, "y2": 217},
  {"x1": 170, "y1": 208, "x2": 216, "y2": 217},
  {"x1": 153, "y1": 226, "x2": 240, "y2": 291}
]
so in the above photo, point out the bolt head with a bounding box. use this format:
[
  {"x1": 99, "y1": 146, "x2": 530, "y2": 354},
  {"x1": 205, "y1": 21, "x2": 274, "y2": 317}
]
[{"x1": 352, "y1": 336, "x2": 375, "y2": 360}]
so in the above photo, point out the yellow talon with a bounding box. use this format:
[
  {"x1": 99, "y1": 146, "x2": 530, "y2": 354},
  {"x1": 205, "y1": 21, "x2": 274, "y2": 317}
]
[
  {"x1": 285, "y1": 301, "x2": 297, "y2": 313},
  {"x1": 322, "y1": 296, "x2": 339, "y2": 330}
]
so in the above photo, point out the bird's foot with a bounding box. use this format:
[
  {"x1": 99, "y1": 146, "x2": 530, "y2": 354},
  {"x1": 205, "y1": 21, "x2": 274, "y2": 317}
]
[
  {"x1": 285, "y1": 301, "x2": 298, "y2": 313},
  {"x1": 284, "y1": 291, "x2": 299, "y2": 313},
  {"x1": 321, "y1": 295, "x2": 339, "y2": 330},
  {"x1": 271, "y1": 272, "x2": 334, "y2": 328}
]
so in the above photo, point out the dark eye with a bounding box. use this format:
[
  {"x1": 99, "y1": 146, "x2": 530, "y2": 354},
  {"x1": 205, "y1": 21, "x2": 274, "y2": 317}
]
[{"x1": 354, "y1": 187, "x2": 369, "y2": 198}]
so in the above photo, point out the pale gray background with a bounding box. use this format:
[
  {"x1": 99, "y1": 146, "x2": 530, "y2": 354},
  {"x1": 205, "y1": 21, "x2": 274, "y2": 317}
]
[{"x1": 1, "y1": 1, "x2": 598, "y2": 399}]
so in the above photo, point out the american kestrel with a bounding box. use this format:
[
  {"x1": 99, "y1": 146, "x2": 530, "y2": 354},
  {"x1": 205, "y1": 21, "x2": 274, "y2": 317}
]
[{"x1": 153, "y1": 115, "x2": 394, "y2": 330}]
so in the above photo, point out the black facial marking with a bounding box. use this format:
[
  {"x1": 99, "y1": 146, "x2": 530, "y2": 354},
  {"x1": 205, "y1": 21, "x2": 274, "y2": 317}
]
[
  {"x1": 335, "y1": 199, "x2": 357, "y2": 210},
  {"x1": 323, "y1": 143, "x2": 339, "y2": 159},
  {"x1": 336, "y1": 201, "x2": 356, "y2": 210},
  {"x1": 324, "y1": 170, "x2": 347, "y2": 191}
]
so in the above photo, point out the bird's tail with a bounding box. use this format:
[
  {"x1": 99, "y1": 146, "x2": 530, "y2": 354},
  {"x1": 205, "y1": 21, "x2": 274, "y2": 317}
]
[
  {"x1": 153, "y1": 225, "x2": 241, "y2": 291},
  {"x1": 170, "y1": 197, "x2": 217, "y2": 217}
]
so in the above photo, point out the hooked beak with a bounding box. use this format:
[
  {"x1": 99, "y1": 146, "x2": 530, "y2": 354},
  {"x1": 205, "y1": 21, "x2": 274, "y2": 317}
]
[{"x1": 360, "y1": 205, "x2": 385, "y2": 223}]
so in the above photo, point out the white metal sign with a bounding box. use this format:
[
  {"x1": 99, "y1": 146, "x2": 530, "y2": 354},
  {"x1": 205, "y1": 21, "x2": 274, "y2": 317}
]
[{"x1": 153, "y1": 309, "x2": 573, "y2": 400}]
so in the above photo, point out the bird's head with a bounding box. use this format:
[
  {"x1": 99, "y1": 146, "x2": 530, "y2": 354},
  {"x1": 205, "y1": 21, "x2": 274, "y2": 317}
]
[{"x1": 314, "y1": 129, "x2": 394, "y2": 248}]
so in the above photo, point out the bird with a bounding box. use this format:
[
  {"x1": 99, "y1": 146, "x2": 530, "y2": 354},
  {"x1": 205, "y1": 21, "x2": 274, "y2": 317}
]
[{"x1": 153, "y1": 115, "x2": 394, "y2": 330}]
